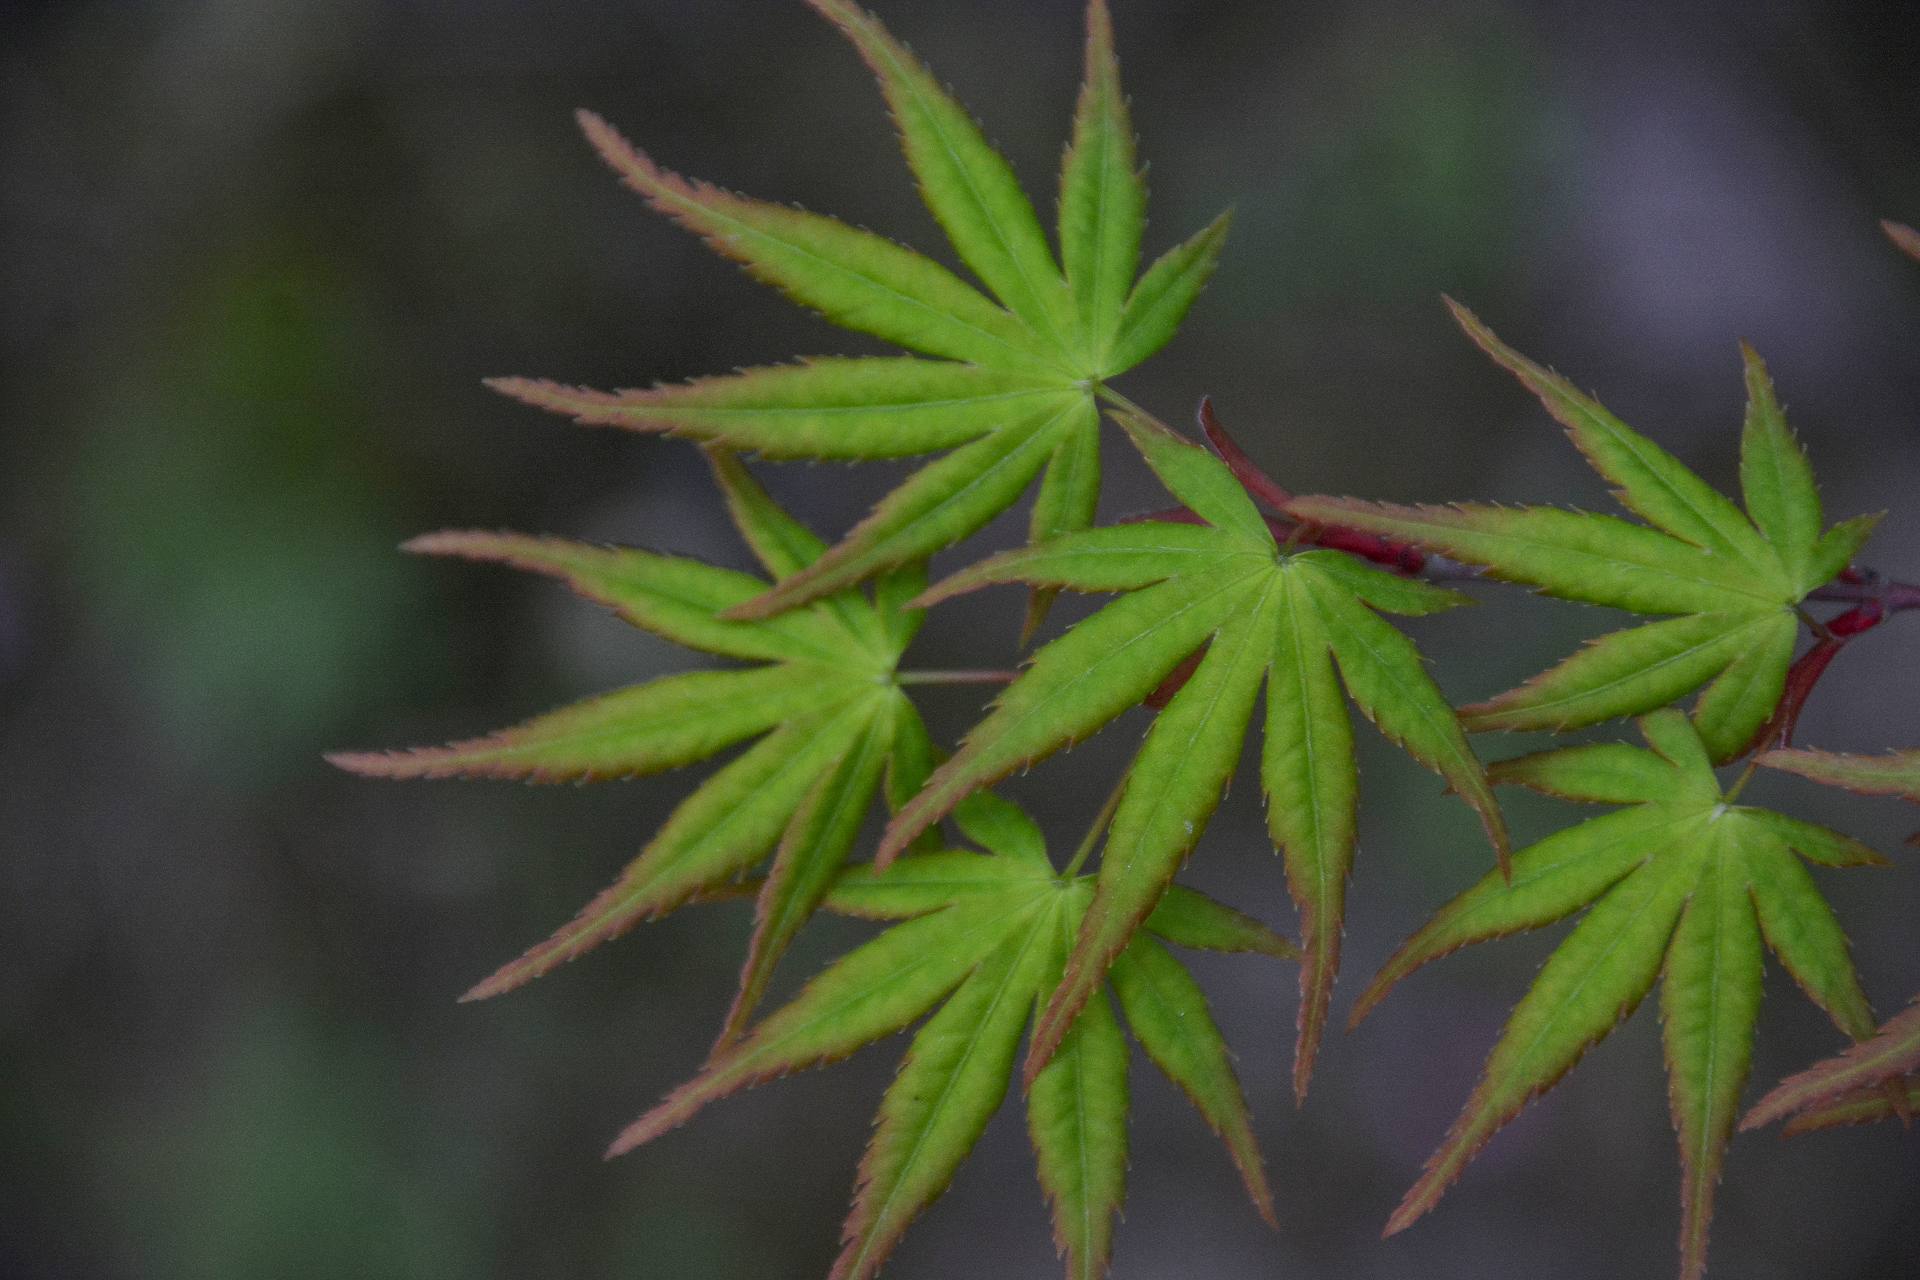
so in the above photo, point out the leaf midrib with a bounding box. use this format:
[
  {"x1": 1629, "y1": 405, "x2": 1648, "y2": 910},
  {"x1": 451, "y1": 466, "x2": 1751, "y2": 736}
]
[
  {"x1": 1575, "y1": 408, "x2": 1752, "y2": 562},
  {"x1": 598, "y1": 566, "x2": 853, "y2": 664},
  {"x1": 760, "y1": 718, "x2": 894, "y2": 957},
  {"x1": 483, "y1": 667, "x2": 851, "y2": 761},
  {"x1": 660, "y1": 381, "x2": 1066, "y2": 419},
  {"x1": 1679, "y1": 846, "x2": 1733, "y2": 1262},
  {"x1": 866, "y1": 35, "x2": 1074, "y2": 359},
  {"x1": 1105, "y1": 579, "x2": 1273, "y2": 870},
  {"x1": 848, "y1": 906, "x2": 1054, "y2": 1271},
  {"x1": 1467, "y1": 520, "x2": 1785, "y2": 607},
  {"x1": 979, "y1": 562, "x2": 1267, "y2": 753},
  {"x1": 906, "y1": 400, "x2": 1084, "y2": 538},
  {"x1": 1077, "y1": 67, "x2": 1124, "y2": 366},
  {"x1": 1439, "y1": 808, "x2": 1694, "y2": 937},
  {"x1": 1501, "y1": 862, "x2": 1679, "y2": 1088},
  {"x1": 660, "y1": 177, "x2": 1053, "y2": 373},
  {"x1": 1277, "y1": 575, "x2": 1336, "y2": 980},
  {"x1": 1306, "y1": 568, "x2": 1476, "y2": 785},
  {"x1": 576, "y1": 700, "x2": 877, "y2": 937},
  {"x1": 738, "y1": 899, "x2": 1033, "y2": 1078},
  {"x1": 1475, "y1": 615, "x2": 1768, "y2": 722}
]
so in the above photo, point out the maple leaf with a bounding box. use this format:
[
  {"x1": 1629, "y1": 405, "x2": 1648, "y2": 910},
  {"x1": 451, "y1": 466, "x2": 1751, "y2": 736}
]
[
  {"x1": 330, "y1": 449, "x2": 942, "y2": 1041},
  {"x1": 1289, "y1": 302, "x2": 1883, "y2": 761},
  {"x1": 883, "y1": 406, "x2": 1510, "y2": 1099},
  {"x1": 1354, "y1": 710, "x2": 1886, "y2": 1280},
  {"x1": 610, "y1": 791, "x2": 1294, "y2": 1280},
  {"x1": 490, "y1": 0, "x2": 1229, "y2": 628},
  {"x1": 1738, "y1": 746, "x2": 1920, "y2": 1133}
]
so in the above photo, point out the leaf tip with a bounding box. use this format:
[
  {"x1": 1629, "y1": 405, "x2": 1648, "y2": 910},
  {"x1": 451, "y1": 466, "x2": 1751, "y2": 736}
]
[
  {"x1": 1292, "y1": 957, "x2": 1335, "y2": 1104},
  {"x1": 456, "y1": 976, "x2": 507, "y2": 1005},
  {"x1": 485, "y1": 375, "x2": 635, "y2": 428},
  {"x1": 323, "y1": 749, "x2": 412, "y2": 779},
  {"x1": 1025, "y1": 976, "x2": 1092, "y2": 1094},
  {"x1": 604, "y1": 1103, "x2": 677, "y2": 1160},
  {"x1": 871, "y1": 823, "x2": 916, "y2": 874},
  {"x1": 1345, "y1": 978, "x2": 1389, "y2": 1032},
  {"x1": 482, "y1": 373, "x2": 548, "y2": 403},
  {"x1": 1383, "y1": 1164, "x2": 1454, "y2": 1239},
  {"x1": 1381, "y1": 1198, "x2": 1424, "y2": 1239},
  {"x1": 575, "y1": 107, "x2": 635, "y2": 170},
  {"x1": 573, "y1": 105, "x2": 610, "y2": 138},
  {"x1": 458, "y1": 952, "x2": 540, "y2": 1003},
  {"x1": 1440, "y1": 294, "x2": 1496, "y2": 350},
  {"x1": 399, "y1": 528, "x2": 523, "y2": 561},
  {"x1": 1735, "y1": 1101, "x2": 1777, "y2": 1134},
  {"x1": 1019, "y1": 587, "x2": 1056, "y2": 648},
  {"x1": 1883, "y1": 219, "x2": 1920, "y2": 262},
  {"x1": 1022, "y1": 1022, "x2": 1064, "y2": 1094}
]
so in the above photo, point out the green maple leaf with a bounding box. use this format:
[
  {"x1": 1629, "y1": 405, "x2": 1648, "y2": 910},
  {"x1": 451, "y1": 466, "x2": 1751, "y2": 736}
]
[
  {"x1": 1290, "y1": 302, "x2": 1882, "y2": 761},
  {"x1": 330, "y1": 449, "x2": 940, "y2": 1041},
  {"x1": 881, "y1": 407, "x2": 1510, "y2": 1098},
  {"x1": 1740, "y1": 746, "x2": 1920, "y2": 1133},
  {"x1": 1353, "y1": 710, "x2": 1886, "y2": 1280},
  {"x1": 490, "y1": 0, "x2": 1228, "y2": 627},
  {"x1": 610, "y1": 791, "x2": 1294, "y2": 1280}
]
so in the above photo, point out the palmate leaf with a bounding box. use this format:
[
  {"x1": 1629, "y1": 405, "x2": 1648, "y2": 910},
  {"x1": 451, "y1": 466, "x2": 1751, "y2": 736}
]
[
  {"x1": 1356, "y1": 711, "x2": 1885, "y2": 1280},
  {"x1": 330, "y1": 451, "x2": 935, "y2": 1040},
  {"x1": 890, "y1": 408, "x2": 1508, "y2": 1097},
  {"x1": 609, "y1": 800, "x2": 1293, "y2": 1280},
  {"x1": 493, "y1": 0, "x2": 1230, "y2": 620},
  {"x1": 1289, "y1": 302, "x2": 1883, "y2": 761}
]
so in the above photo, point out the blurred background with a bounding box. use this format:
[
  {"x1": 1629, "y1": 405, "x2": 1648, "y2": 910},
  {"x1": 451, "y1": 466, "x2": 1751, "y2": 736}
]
[{"x1": 3, "y1": 0, "x2": 1918, "y2": 1275}]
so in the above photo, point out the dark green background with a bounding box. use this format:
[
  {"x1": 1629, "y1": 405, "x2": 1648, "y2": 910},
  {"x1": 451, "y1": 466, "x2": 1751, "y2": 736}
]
[{"x1": 3, "y1": 0, "x2": 1917, "y2": 1275}]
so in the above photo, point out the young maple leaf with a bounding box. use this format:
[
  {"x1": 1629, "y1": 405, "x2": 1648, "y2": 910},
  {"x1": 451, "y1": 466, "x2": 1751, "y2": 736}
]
[
  {"x1": 1739, "y1": 746, "x2": 1920, "y2": 1133},
  {"x1": 491, "y1": 0, "x2": 1229, "y2": 628},
  {"x1": 1354, "y1": 710, "x2": 1887, "y2": 1280},
  {"x1": 1289, "y1": 302, "x2": 1883, "y2": 762},
  {"x1": 885, "y1": 406, "x2": 1510, "y2": 1099},
  {"x1": 330, "y1": 450, "x2": 941, "y2": 1042},
  {"x1": 610, "y1": 791, "x2": 1294, "y2": 1280}
]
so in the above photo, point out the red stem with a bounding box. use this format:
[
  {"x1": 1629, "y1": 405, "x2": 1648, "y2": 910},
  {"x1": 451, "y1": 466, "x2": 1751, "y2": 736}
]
[
  {"x1": 1135, "y1": 397, "x2": 1916, "y2": 737},
  {"x1": 1741, "y1": 601, "x2": 1886, "y2": 755},
  {"x1": 1194, "y1": 400, "x2": 1440, "y2": 576},
  {"x1": 1198, "y1": 397, "x2": 1294, "y2": 511}
]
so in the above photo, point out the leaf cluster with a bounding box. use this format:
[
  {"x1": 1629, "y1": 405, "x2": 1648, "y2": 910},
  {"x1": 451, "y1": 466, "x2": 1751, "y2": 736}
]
[{"x1": 334, "y1": 5, "x2": 1919, "y2": 1278}]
